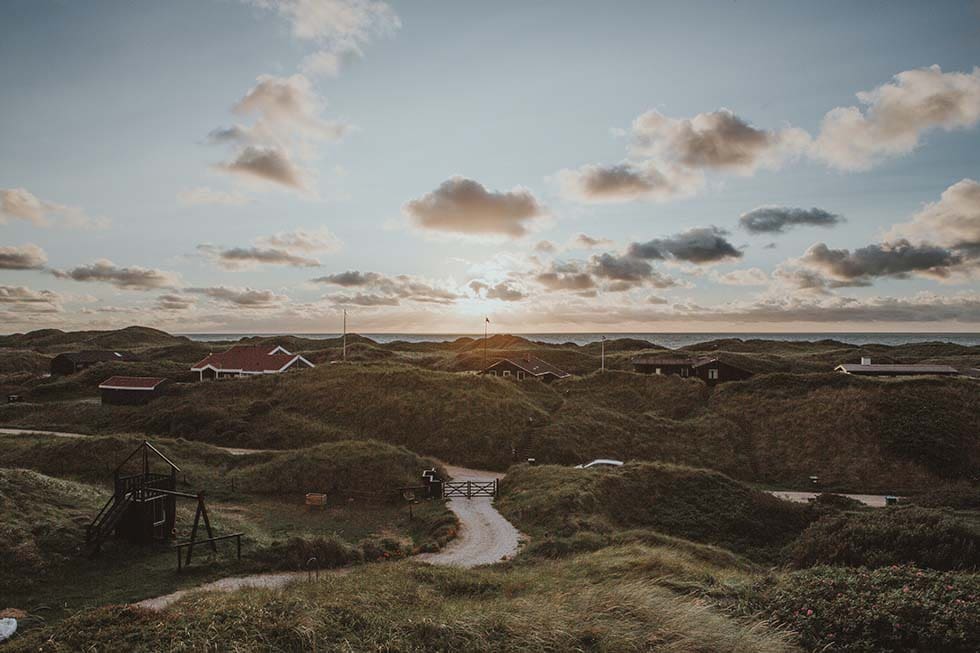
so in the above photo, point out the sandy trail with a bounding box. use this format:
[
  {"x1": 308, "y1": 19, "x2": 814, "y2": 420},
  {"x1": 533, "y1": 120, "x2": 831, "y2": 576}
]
[
  {"x1": 416, "y1": 464, "x2": 521, "y2": 568},
  {"x1": 134, "y1": 569, "x2": 351, "y2": 611},
  {"x1": 768, "y1": 490, "x2": 892, "y2": 507}
]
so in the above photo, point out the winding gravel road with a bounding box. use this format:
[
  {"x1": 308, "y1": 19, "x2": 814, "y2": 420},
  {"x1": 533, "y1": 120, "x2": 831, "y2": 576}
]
[{"x1": 417, "y1": 463, "x2": 521, "y2": 568}]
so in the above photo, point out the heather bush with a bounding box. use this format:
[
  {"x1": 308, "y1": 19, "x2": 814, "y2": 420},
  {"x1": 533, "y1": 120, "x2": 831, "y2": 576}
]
[
  {"x1": 754, "y1": 565, "x2": 980, "y2": 652},
  {"x1": 788, "y1": 507, "x2": 980, "y2": 570}
]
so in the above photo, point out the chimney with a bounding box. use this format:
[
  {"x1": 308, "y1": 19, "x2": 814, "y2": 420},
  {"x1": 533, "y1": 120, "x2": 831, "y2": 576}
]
[{"x1": 861, "y1": 357, "x2": 872, "y2": 366}]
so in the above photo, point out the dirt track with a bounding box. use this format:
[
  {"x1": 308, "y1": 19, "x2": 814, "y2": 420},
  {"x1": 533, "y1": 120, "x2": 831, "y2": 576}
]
[{"x1": 416, "y1": 464, "x2": 521, "y2": 568}]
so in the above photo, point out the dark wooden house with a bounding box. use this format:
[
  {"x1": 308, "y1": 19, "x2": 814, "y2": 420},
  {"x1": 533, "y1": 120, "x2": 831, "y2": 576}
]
[
  {"x1": 481, "y1": 355, "x2": 571, "y2": 382},
  {"x1": 99, "y1": 376, "x2": 169, "y2": 405},
  {"x1": 50, "y1": 350, "x2": 138, "y2": 376},
  {"x1": 631, "y1": 355, "x2": 752, "y2": 386}
]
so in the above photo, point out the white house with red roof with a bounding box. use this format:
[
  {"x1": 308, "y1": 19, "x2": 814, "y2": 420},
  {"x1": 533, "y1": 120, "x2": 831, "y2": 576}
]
[{"x1": 190, "y1": 344, "x2": 314, "y2": 381}]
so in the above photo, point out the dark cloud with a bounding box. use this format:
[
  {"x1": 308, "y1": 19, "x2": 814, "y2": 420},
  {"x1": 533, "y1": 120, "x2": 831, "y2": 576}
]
[
  {"x1": 572, "y1": 233, "x2": 614, "y2": 249},
  {"x1": 801, "y1": 240, "x2": 963, "y2": 285},
  {"x1": 469, "y1": 280, "x2": 526, "y2": 302},
  {"x1": 739, "y1": 206, "x2": 844, "y2": 234},
  {"x1": 632, "y1": 109, "x2": 809, "y2": 173},
  {"x1": 0, "y1": 244, "x2": 47, "y2": 270},
  {"x1": 628, "y1": 227, "x2": 742, "y2": 264},
  {"x1": 0, "y1": 285, "x2": 61, "y2": 310},
  {"x1": 155, "y1": 294, "x2": 196, "y2": 311},
  {"x1": 216, "y1": 146, "x2": 306, "y2": 189},
  {"x1": 557, "y1": 162, "x2": 701, "y2": 203},
  {"x1": 186, "y1": 286, "x2": 286, "y2": 308},
  {"x1": 403, "y1": 176, "x2": 547, "y2": 237},
  {"x1": 313, "y1": 270, "x2": 460, "y2": 304},
  {"x1": 200, "y1": 245, "x2": 320, "y2": 269},
  {"x1": 51, "y1": 259, "x2": 179, "y2": 290}
]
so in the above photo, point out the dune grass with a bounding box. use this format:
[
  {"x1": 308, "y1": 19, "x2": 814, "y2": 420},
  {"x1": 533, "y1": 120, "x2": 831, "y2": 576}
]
[{"x1": 7, "y1": 545, "x2": 797, "y2": 653}]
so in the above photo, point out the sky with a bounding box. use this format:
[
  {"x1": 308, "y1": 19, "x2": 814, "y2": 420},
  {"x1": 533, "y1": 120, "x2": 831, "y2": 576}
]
[{"x1": 2, "y1": 0, "x2": 980, "y2": 334}]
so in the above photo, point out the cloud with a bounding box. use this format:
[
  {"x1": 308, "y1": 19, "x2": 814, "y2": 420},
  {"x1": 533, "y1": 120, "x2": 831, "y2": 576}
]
[
  {"x1": 246, "y1": 0, "x2": 399, "y2": 77},
  {"x1": 327, "y1": 292, "x2": 401, "y2": 306},
  {"x1": 187, "y1": 286, "x2": 287, "y2": 308},
  {"x1": 0, "y1": 188, "x2": 108, "y2": 228},
  {"x1": 888, "y1": 178, "x2": 980, "y2": 254},
  {"x1": 556, "y1": 162, "x2": 703, "y2": 203},
  {"x1": 0, "y1": 285, "x2": 61, "y2": 311},
  {"x1": 177, "y1": 187, "x2": 250, "y2": 206},
  {"x1": 571, "y1": 233, "x2": 615, "y2": 249},
  {"x1": 469, "y1": 280, "x2": 526, "y2": 302},
  {"x1": 312, "y1": 270, "x2": 461, "y2": 304},
  {"x1": 210, "y1": 74, "x2": 348, "y2": 193},
  {"x1": 712, "y1": 267, "x2": 769, "y2": 286},
  {"x1": 631, "y1": 109, "x2": 810, "y2": 174},
  {"x1": 403, "y1": 176, "x2": 548, "y2": 238},
  {"x1": 0, "y1": 244, "x2": 47, "y2": 270},
  {"x1": 256, "y1": 227, "x2": 341, "y2": 252},
  {"x1": 532, "y1": 254, "x2": 676, "y2": 293},
  {"x1": 216, "y1": 146, "x2": 308, "y2": 189},
  {"x1": 534, "y1": 240, "x2": 557, "y2": 254},
  {"x1": 812, "y1": 66, "x2": 980, "y2": 170},
  {"x1": 628, "y1": 226, "x2": 742, "y2": 264},
  {"x1": 155, "y1": 294, "x2": 196, "y2": 311},
  {"x1": 534, "y1": 266, "x2": 597, "y2": 292},
  {"x1": 200, "y1": 245, "x2": 320, "y2": 269},
  {"x1": 51, "y1": 259, "x2": 179, "y2": 290},
  {"x1": 739, "y1": 206, "x2": 844, "y2": 234},
  {"x1": 799, "y1": 240, "x2": 963, "y2": 285}
]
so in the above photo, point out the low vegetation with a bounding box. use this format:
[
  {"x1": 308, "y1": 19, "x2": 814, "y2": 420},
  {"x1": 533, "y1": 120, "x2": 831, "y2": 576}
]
[
  {"x1": 787, "y1": 506, "x2": 980, "y2": 571},
  {"x1": 7, "y1": 545, "x2": 798, "y2": 653},
  {"x1": 749, "y1": 565, "x2": 980, "y2": 652}
]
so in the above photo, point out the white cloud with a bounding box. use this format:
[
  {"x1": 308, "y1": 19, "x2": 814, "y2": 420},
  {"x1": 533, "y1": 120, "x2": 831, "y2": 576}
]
[
  {"x1": 887, "y1": 178, "x2": 980, "y2": 253},
  {"x1": 812, "y1": 66, "x2": 980, "y2": 170},
  {"x1": 0, "y1": 188, "x2": 109, "y2": 229},
  {"x1": 0, "y1": 243, "x2": 47, "y2": 270},
  {"x1": 177, "y1": 187, "x2": 251, "y2": 206}
]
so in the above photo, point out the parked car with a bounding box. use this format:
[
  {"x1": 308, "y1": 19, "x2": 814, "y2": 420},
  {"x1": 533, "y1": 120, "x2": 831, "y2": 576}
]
[{"x1": 574, "y1": 459, "x2": 624, "y2": 469}]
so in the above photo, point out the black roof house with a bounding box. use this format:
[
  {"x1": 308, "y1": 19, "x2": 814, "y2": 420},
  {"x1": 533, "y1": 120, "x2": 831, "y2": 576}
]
[{"x1": 50, "y1": 350, "x2": 139, "y2": 376}]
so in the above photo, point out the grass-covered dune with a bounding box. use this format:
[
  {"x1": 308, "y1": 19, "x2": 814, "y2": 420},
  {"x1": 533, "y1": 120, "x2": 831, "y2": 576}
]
[
  {"x1": 0, "y1": 433, "x2": 439, "y2": 502},
  {"x1": 6, "y1": 545, "x2": 798, "y2": 653},
  {"x1": 709, "y1": 372, "x2": 980, "y2": 490},
  {"x1": 497, "y1": 462, "x2": 818, "y2": 562},
  {"x1": 0, "y1": 469, "x2": 102, "y2": 587},
  {"x1": 2, "y1": 360, "x2": 977, "y2": 489}
]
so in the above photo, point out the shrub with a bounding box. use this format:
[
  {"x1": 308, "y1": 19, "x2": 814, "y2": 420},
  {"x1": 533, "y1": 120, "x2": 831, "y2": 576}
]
[
  {"x1": 753, "y1": 565, "x2": 980, "y2": 652},
  {"x1": 788, "y1": 507, "x2": 980, "y2": 571},
  {"x1": 909, "y1": 482, "x2": 980, "y2": 510}
]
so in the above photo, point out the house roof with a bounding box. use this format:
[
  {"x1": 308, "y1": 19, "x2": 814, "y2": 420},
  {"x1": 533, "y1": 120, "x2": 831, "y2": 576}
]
[
  {"x1": 836, "y1": 363, "x2": 959, "y2": 375},
  {"x1": 487, "y1": 355, "x2": 570, "y2": 378},
  {"x1": 56, "y1": 350, "x2": 137, "y2": 364},
  {"x1": 191, "y1": 344, "x2": 313, "y2": 373},
  {"x1": 632, "y1": 356, "x2": 717, "y2": 367},
  {"x1": 99, "y1": 376, "x2": 168, "y2": 390}
]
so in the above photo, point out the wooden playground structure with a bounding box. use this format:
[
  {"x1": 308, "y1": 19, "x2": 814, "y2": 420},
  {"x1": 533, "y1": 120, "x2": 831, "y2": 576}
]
[{"x1": 85, "y1": 440, "x2": 242, "y2": 570}]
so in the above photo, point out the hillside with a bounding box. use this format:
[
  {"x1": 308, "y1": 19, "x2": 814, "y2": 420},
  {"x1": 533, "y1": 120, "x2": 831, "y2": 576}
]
[{"x1": 0, "y1": 326, "x2": 189, "y2": 354}]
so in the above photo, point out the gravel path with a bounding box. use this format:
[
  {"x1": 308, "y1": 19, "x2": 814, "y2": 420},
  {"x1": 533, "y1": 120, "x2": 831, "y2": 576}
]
[
  {"x1": 416, "y1": 464, "x2": 521, "y2": 568},
  {"x1": 768, "y1": 490, "x2": 892, "y2": 507}
]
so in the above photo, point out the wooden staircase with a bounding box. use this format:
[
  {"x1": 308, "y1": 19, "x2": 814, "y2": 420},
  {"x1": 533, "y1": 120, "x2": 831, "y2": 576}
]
[{"x1": 85, "y1": 492, "x2": 133, "y2": 555}]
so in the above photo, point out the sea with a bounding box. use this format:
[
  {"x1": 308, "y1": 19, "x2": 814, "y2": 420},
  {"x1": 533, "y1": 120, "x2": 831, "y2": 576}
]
[{"x1": 180, "y1": 332, "x2": 980, "y2": 348}]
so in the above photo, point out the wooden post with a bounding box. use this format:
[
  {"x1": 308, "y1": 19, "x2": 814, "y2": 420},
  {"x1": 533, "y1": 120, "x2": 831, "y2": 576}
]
[{"x1": 236, "y1": 534, "x2": 241, "y2": 560}]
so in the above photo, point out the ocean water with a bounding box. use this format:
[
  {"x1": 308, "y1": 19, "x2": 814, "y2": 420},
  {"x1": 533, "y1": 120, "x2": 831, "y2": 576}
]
[{"x1": 181, "y1": 332, "x2": 980, "y2": 348}]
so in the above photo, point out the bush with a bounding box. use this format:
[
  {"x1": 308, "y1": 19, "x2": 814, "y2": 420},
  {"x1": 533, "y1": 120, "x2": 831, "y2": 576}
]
[
  {"x1": 753, "y1": 565, "x2": 980, "y2": 652},
  {"x1": 909, "y1": 482, "x2": 980, "y2": 510},
  {"x1": 788, "y1": 507, "x2": 980, "y2": 571}
]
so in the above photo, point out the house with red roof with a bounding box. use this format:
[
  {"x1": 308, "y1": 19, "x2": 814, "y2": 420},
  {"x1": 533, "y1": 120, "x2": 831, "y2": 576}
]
[
  {"x1": 190, "y1": 344, "x2": 314, "y2": 381},
  {"x1": 99, "y1": 376, "x2": 169, "y2": 405}
]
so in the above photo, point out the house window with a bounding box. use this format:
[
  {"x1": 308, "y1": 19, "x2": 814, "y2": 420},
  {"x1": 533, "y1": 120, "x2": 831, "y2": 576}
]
[
  {"x1": 490, "y1": 370, "x2": 497, "y2": 376},
  {"x1": 503, "y1": 370, "x2": 511, "y2": 377},
  {"x1": 708, "y1": 368, "x2": 719, "y2": 380},
  {"x1": 681, "y1": 368, "x2": 689, "y2": 377},
  {"x1": 655, "y1": 368, "x2": 662, "y2": 375},
  {"x1": 517, "y1": 371, "x2": 525, "y2": 380}
]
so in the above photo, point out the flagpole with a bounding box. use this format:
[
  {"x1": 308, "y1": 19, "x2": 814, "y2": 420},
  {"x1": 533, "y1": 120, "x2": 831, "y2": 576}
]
[
  {"x1": 601, "y1": 335, "x2": 606, "y2": 372},
  {"x1": 483, "y1": 317, "x2": 488, "y2": 371},
  {"x1": 342, "y1": 309, "x2": 347, "y2": 362}
]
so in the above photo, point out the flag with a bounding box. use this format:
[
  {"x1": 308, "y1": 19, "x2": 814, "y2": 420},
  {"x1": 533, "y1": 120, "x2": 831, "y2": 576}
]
[{"x1": 485, "y1": 317, "x2": 490, "y2": 323}]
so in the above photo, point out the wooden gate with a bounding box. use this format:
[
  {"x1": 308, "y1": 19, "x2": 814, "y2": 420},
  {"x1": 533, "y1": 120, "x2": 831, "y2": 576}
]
[{"x1": 442, "y1": 480, "x2": 497, "y2": 499}]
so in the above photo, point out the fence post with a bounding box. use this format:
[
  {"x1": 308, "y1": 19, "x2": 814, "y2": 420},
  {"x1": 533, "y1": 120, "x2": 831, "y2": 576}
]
[{"x1": 467, "y1": 481, "x2": 472, "y2": 499}]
